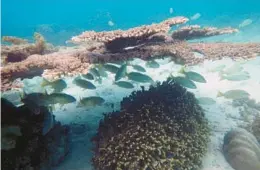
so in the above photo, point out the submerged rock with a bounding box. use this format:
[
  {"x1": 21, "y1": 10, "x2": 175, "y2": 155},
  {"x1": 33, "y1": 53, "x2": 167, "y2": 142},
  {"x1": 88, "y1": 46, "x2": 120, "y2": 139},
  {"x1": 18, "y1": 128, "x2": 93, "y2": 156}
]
[{"x1": 223, "y1": 128, "x2": 260, "y2": 170}]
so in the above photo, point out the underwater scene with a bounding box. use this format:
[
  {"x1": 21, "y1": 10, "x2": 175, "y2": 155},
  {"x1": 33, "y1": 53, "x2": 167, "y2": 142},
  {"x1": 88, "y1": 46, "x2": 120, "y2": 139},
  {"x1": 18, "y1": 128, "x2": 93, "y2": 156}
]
[{"x1": 1, "y1": 0, "x2": 260, "y2": 170}]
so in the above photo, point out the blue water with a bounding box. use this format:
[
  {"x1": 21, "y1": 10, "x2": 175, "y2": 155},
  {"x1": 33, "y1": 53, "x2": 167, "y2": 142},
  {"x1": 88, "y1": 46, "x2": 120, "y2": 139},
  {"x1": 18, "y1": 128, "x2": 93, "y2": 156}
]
[{"x1": 2, "y1": 0, "x2": 260, "y2": 45}]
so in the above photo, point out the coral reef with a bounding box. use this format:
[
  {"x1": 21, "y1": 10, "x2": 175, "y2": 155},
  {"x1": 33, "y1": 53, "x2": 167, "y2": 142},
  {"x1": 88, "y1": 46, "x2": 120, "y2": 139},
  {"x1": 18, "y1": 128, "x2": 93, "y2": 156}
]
[
  {"x1": 1, "y1": 98, "x2": 71, "y2": 170},
  {"x1": 1, "y1": 33, "x2": 46, "y2": 64},
  {"x1": 71, "y1": 16, "x2": 188, "y2": 51},
  {"x1": 92, "y1": 79, "x2": 210, "y2": 170},
  {"x1": 2, "y1": 36, "x2": 29, "y2": 45},
  {"x1": 223, "y1": 128, "x2": 260, "y2": 170},
  {"x1": 1, "y1": 16, "x2": 260, "y2": 92},
  {"x1": 171, "y1": 25, "x2": 238, "y2": 40}
]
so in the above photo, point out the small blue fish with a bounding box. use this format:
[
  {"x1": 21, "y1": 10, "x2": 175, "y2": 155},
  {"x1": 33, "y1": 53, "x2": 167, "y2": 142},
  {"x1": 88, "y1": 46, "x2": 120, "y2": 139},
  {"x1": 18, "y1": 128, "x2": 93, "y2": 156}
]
[
  {"x1": 115, "y1": 64, "x2": 127, "y2": 81},
  {"x1": 73, "y1": 78, "x2": 96, "y2": 89},
  {"x1": 82, "y1": 73, "x2": 94, "y2": 80},
  {"x1": 114, "y1": 81, "x2": 134, "y2": 89},
  {"x1": 173, "y1": 76, "x2": 197, "y2": 89}
]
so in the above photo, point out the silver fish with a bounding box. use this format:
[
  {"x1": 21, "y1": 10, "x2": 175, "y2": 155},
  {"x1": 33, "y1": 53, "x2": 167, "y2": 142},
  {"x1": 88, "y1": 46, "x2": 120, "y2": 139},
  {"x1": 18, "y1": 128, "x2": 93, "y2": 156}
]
[{"x1": 217, "y1": 89, "x2": 250, "y2": 100}]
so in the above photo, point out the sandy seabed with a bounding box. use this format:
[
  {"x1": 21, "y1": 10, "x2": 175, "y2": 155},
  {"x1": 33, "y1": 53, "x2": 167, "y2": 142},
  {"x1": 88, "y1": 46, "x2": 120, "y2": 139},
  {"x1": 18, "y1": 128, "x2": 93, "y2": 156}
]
[{"x1": 23, "y1": 55, "x2": 258, "y2": 170}]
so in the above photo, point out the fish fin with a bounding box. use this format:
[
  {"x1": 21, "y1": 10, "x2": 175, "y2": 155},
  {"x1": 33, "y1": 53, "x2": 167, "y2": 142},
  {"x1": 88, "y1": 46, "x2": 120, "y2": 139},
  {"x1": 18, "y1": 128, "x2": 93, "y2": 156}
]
[
  {"x1": 19, "y1": 89, "x2": 26, "y2": 100},
  {"x1": 178, "y1": 66, "x2": 186, "y2": 74},
  {"x1": 41, "y1": 78, "x2": 50, "y2": 87},
  {"x1": 44, "y1": 89, "x2": 49, "y2": 95},
  {"x1": 217, "y1": 91, "x2": 224, "y2": 97}
]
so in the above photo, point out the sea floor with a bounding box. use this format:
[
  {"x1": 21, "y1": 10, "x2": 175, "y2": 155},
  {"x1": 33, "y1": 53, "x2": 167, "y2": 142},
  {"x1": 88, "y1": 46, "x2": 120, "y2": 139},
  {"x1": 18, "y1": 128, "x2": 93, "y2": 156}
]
[{"x1": 10, "y1": 54, "x2": 258, "y2": 170}]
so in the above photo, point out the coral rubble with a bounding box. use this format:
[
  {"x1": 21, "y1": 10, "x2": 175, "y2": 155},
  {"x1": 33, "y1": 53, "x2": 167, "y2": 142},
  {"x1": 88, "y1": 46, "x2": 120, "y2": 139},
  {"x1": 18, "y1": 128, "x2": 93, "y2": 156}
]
[
  {"x1": 1, "y1": 16, "x2": 260, "y2": 92},
  {"x1": 223, "y1": 128, "x2": 260, "y2": 170},
  {"x1": 92, "y1": 79, "x2": 210, "y2": 170}
]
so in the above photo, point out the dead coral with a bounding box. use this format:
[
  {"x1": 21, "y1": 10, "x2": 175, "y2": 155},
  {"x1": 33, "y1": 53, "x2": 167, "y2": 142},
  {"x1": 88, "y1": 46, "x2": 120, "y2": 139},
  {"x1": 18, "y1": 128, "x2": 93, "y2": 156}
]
[
  {"x1": 71, "y1": 16, "x2": 188, "y2": 52},
  {"x1": 190, "y1": 42, "x2": 260, "y2": 60},
  {"x1": 2, "y1": 36, "x2": 29, "y2": 45},
  {"x1": 1, "y1": 33, "x2": 46, "y2": 63},
  {"x1": 92, "y1": 79, "x2": 210, "y2": 170},
  {"x1": 171, "y1": 25, "x2": 238, "y2": 40}
]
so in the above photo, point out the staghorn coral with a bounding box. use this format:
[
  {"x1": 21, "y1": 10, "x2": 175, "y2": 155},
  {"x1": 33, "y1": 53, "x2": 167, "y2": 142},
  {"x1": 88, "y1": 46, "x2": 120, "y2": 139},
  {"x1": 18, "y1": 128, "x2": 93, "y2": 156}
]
[
  {"x1": 92, "y1": 78, "x2": 210, "y2": 170},
  {"x1": 223, "y1": 128, "x2": 260, "y2": 170},
  {"x1": 171, "y1": 25, "x2": 238, "y2": 40},
  {"x1": 1, "y1": 32, "x2": 46, "y2": 63}
]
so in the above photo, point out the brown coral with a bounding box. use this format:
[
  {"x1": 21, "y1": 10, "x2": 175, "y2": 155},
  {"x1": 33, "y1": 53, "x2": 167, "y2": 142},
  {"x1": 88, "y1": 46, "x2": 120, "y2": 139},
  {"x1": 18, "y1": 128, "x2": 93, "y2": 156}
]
[
  {"x1": 171, "y1": 25, "x2": 238, "y2": 40},
  {"x1": 1, "y1": 33, "x2": 46, "y2": 63},
  {"x1": 2, "y1": 36, "x2": 29, "y2": 45}
]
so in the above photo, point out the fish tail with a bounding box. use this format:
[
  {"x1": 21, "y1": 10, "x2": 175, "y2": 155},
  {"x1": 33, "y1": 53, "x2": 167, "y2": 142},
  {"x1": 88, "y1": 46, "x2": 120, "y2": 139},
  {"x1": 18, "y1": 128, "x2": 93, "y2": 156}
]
[
  {"x1": 217, "y1": 91, "x2": 224, "y2": 97},
  {"x1": 41, "y1": 78, "x2": 50, "y2": 87}
]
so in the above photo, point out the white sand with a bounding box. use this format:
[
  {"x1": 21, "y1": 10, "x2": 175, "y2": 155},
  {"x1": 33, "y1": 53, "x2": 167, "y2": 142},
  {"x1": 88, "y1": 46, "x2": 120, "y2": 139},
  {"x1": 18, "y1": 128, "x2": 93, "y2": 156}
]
[{"x1": 20, "y1": 55, "x2": 258, "y2": 170}]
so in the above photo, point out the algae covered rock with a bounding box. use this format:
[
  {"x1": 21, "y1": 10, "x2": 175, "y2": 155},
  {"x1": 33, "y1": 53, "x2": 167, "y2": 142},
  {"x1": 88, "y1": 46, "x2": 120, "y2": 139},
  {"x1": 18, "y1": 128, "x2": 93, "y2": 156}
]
[
  {"x1": 223, "y1": 128, "x2": 260, "y2": 170},
  {"x1": 92, "y1": 78, "x2": 210, "y2": 170}
]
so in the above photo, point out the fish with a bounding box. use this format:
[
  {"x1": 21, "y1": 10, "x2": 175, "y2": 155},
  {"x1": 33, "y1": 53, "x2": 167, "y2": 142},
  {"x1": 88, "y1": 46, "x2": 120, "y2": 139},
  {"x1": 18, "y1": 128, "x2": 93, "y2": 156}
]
[
  {"x1": 223, "y1": 64, "x2": 243, "y2": 75},
  {"x1": 103, "y1": 63, "x2": 120, "y2": 73},
  {"x1": 208, "y1": 65, "x2": 226, "y2": 72},
  {"x1": 179, "y1": 67, "x2": 206, "y2": 83},
  {"x1": 169, "y1": 7, "x2": 174, "y2": 14},
  {"x1": 190, "y1": 13, "x2": 201, "y2": 20},
  {"x1": 21, "y1": 91, "x2": 76, "y2": 106},
  {"x1": 115, "y1": 63, "x2": 127, "y2": 81},
  {"x1": 127, "y1": 72, "x2": 153, "y2": 83},
  {"x1": 82, "y1": 73, "x2": 94, "y2": 80},
  {"x1": 21, "y1": 92, "x2": 49, "y2": 106},
  {"x1": 239, "y1": 19, "x2": 253, "y2": 28},
  {"x1": 46, "y1": 93, "x2": 76, "y2": 105},
  {"x1": 145, "y1": 60, "x2": 160, "y2": 68},
  {"x1": 41, "y1": 78, "x2": 67, "y2": 93},
  {"x1": 89, "y1": 67, "x2": 101, "y2": 78},
  {"x1": 131, "y1": 64, "x2": 146, "y2": 72},
  {"x1": 173, "y1": 76, "x2": 197, "y2": 89},
  {"x1": 96, "y1": 65, "x2": 108, "y2": 78},
  {"x1": 221, "y1": 63, "x2": 243, "y2": 75},
  {"x1": 217, "y1": 89, "x2": 250, "y2": 100},
  {"x1": 220, "y1": 71, "x2": 250, "y2": 81},
  {"x1": 73, "y1": 78, "x2": 96, "y2": 89},
  {"x1": 108, "y1": 20, "x2": 114, "y2": 26},
  {"x1": 77, "y1": 96, "x2": 105, "y2": 107},
  {"x1": 114, "y1": 81, "x2": 134, "y2": 89},
  {"x1": 197, "y1": 97, "x2": 216, "y2": 105}
]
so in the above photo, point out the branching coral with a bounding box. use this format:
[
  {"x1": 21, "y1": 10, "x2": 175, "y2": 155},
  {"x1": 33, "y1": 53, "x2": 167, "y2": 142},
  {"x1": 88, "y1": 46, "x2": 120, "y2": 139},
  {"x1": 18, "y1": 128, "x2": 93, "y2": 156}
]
[
  {"x1": 92, "y1": 79, "x2": 210, "y2": 170},
  {"x1": 223, "y1": 128, "x2": 260, "y2": 170}
]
